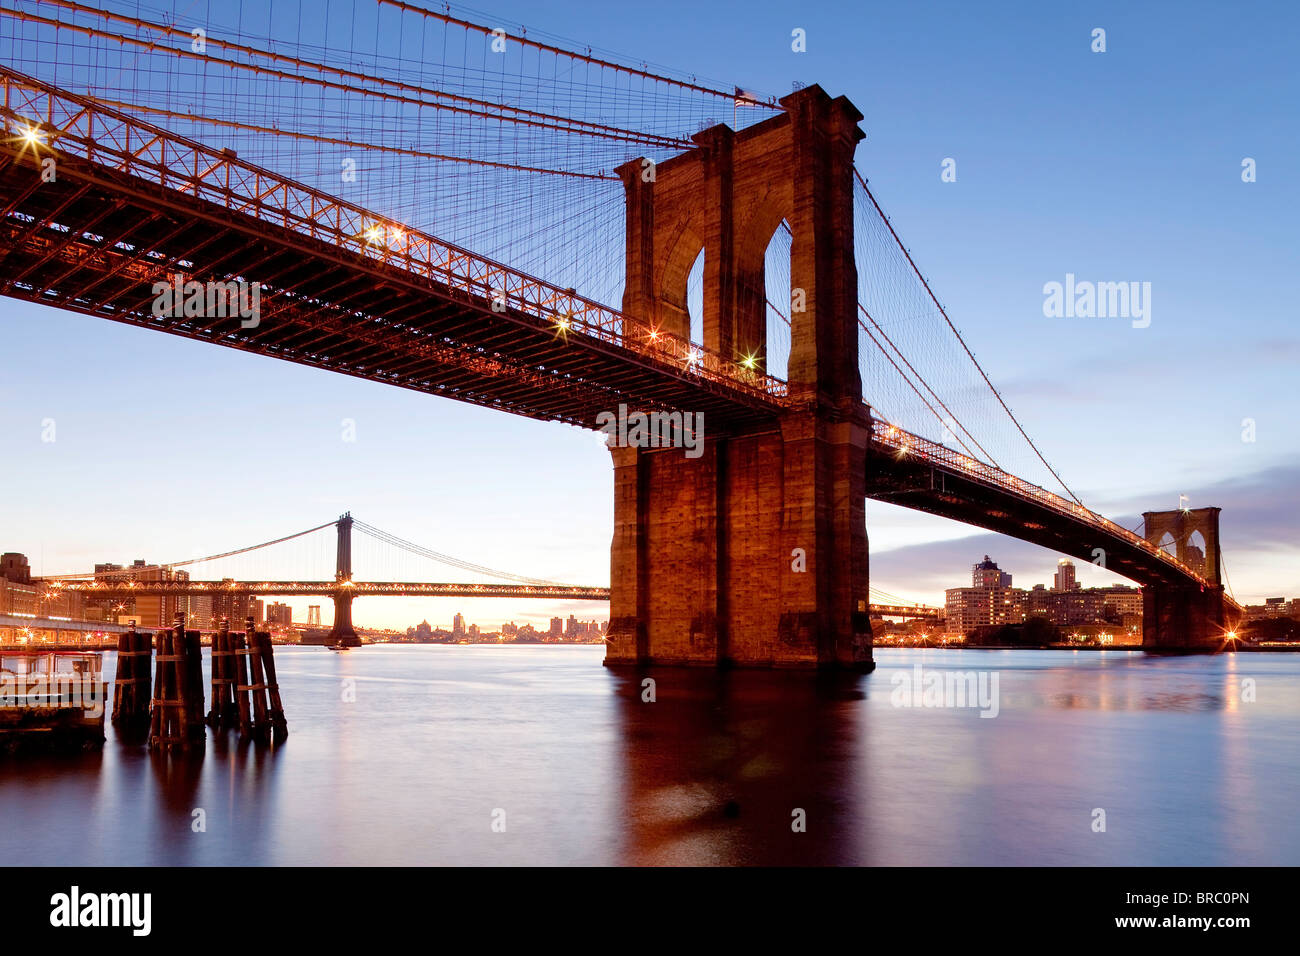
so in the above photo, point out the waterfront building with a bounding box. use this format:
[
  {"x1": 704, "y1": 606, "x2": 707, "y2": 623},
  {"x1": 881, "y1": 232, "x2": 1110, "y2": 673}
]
[{"x1": 945, "y1": 557, "x2": 1026, "y2": 637}]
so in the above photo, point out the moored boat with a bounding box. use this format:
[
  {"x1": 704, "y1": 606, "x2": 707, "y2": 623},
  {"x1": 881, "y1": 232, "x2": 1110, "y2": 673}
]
[{"x1": 0, "y1": 651, "x2": 106, "y2": 753}]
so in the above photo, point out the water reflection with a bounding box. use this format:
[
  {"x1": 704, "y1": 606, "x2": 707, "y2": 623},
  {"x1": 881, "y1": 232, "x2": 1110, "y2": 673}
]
[
  {"x1": 608, "y1": 667, "x2": 868, "y2": 865},
  {"x1": 0, "y1": 646, "x2": 1296, "y2": 865}
]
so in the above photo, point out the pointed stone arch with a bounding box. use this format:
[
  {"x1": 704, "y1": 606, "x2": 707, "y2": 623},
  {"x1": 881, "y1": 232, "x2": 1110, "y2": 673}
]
[
  {"x1": 1142, "y1": 507, "x2": 1222, "y2": 586},
  {"x1": 655, "y1": 218, "x2": 704, "y2": 340},
  {"x1": 616, "y1": 84, "x2": 864, "y2": 404}
]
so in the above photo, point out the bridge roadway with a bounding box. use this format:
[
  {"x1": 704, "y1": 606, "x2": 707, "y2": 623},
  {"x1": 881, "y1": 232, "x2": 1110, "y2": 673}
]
[
  {"x1": 41, "y1": 580, "x2": 939, "y2": 620},
  {"x1": 867, "y1": 422, "x2": 1232, "y2": 597},
  {"x1": 47, "y1": 580, "x2": 611, "y2": 600},
  {"x1": 0, "y1": 66, "x2": 1231, "y2": 610}
]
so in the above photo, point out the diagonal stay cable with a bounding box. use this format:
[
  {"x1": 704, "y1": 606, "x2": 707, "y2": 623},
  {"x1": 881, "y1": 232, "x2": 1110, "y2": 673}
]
[
  {"x1": 854, "y1": 169, "x2": 1085, "y2": 507},
  {"x1": 858, "y1": 303, "x2": 1001, "y2": 468}
]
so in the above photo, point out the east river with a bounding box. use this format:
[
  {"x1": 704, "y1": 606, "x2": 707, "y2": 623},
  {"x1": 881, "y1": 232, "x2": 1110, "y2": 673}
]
[{"x1": 2, "y1": 645, "x2": 1296, "y2": 865}]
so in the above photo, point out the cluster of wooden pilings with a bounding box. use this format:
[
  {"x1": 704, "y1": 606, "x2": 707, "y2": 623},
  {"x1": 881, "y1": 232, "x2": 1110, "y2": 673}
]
[
  {"x1": 110, "y1": 612, "x2": 287, "y2": 751},
  {"x1": 110, "y1": 624, "x2": 152, "y2": 730},
  {"x1": 148, "y1": 616, "x2": 205, "y2": 752},
  {"x1": 207, "y1": 618, "x2": 288, "y2": 743}
]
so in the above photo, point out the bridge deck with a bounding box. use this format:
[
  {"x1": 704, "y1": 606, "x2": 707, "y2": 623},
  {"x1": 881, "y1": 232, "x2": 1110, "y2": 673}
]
[
  {"x1": 868, "y1": 422, "x2": 1231, "y2": 596},
  {"x1": 0, "y1": 67, "x2": 784, "y2": 430}
]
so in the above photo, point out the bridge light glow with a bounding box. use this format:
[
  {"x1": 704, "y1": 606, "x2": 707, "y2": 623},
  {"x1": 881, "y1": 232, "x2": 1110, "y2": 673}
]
[
  {"x1": 686, "y1": 347, "x2": 702, "y2": 368},
  {"x1": 18, "y1": 123, "x2": 45, "y2": 148},
  {"x1": 364, "y1": 225, "x2": 383, "y2": 244},
  {"x1": 741, "y1": 352, "x2": 757, "y2": 370}
]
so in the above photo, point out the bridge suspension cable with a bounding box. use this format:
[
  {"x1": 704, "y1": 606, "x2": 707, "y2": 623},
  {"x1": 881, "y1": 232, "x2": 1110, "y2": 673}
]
[
  {"x1": 868, "y1": 585, "x2": 930, "y2": 607},
  {"x1": 853, "y1": 170, "x2": 1085, "y2": 508},
  {"x1": 768, "y1": 223, "x2": 995, "y2": 467},
  {"x1": 375, "y1": 0, "x2": 780, "y2": 108},
  {"x1": 1218, "y1": 552, "x2": 1236, "y2": 601},
  {"x1": 1, "y1": 0, "x2": 783, "y2": 316},
  {"x1": 11, "y1": 0, "x2": 689, "y2": 151},
  {"x1": 42, "y1": 520, "x2": 340, "y2": 581},
  {"x1": 350, "y1": 520, "x2": 563, "y2": 587},
  {"x1": 857, "y1": 303, "x2": 1000, "y2": 468},
  {"x1": 82, "y1": 98, "x2": 618, "y2": 181}
]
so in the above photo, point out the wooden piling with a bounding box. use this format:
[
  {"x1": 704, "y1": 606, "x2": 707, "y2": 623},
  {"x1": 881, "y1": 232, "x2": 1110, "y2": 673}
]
[
  {"x1": 147, "y1": 629, "x2": 164, "y2": 747},
  {"x1": 255, "y1": 630, "x2": 288, "y2": 743},
  {"x1": 207, "y1": 620, "x2": 239, "y2": 729},
  {"x1": 244, "y1": 617, "x2": 270, "y2": 743},
  {"x1": 111, "y1": 623, "x2": 152, "y2": 727},
  {"x1": 183, "y1": 627, "x2": 204, "y2": 738},
  {"x1": 231, "y1": 627, "x2": 252, "y2": 738},
  {"x1": 206, "y1": 622, "x2": 224, "y2": 727},
  {"x1": 220, "y1": 626, "x2": 240, "y2": 729},
  {"x1": 147, "y1": 614, "x2": 206, "y2": 752},
  {"x1": 111, "y1": 628, "x2": 130, "y2": 723},
  {"x1": 135, "y1": 627, "x2": 152, "y2": 718},
  {"x1": 147, "y1": 629, "x2": 173, "y2": 751}
]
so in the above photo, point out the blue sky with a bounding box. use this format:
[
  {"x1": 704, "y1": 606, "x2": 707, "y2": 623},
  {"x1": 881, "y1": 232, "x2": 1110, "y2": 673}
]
[{"x1": 1, "y1": 0, "x2": 1296, "y2": 628}]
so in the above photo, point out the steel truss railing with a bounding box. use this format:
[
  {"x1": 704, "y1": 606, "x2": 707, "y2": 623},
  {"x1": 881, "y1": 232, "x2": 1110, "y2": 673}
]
[
  {"x1": 0, "y1": 66, "x2": 787, "y2": 403},
  {"x1": 870, "y1": 603, "x2": 941, "y2": 619}
]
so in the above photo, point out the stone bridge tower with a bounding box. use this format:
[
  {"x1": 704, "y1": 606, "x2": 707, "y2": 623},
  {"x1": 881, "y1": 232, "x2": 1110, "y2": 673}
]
[
  {"x1": 1141, "y1": 507, "x2": 1238, "y2": 649},
  {"x1": 604, "y1": 85, "x2": 873, "y2": 669}
]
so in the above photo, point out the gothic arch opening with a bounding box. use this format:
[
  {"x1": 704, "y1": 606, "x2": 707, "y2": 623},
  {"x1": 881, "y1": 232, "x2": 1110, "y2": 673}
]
[
  {"x1": 685, "y1": 247, "x2": 704, "y2": 346},
  {"x1": 762, "y1": 219, "x2": 793, "y2": 380},
  {"x1": 1186, "y1": 530, "x2": 1208, "y2": 574},
  {"x1": 658, "y1": 221, "x2": 704, "y2": 341},
  {"x1": 1157, "y1": 531, "x2": 1177, "y2": 560}
]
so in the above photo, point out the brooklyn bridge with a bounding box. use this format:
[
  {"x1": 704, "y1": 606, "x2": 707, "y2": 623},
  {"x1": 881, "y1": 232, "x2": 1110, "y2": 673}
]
[{"x1": 0, "y1": 0, "x2": 1240, "y2": 666}]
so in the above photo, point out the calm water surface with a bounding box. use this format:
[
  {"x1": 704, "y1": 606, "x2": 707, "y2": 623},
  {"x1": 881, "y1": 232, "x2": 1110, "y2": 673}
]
[{"x1": 2, "y1": 645, "x2": 1297, "y2": 865}]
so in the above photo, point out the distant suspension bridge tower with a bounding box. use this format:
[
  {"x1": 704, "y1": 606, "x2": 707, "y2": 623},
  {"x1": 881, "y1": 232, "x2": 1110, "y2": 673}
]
[{"x1": 329, "y1": 513, "x2": 361, "y2": 647}]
